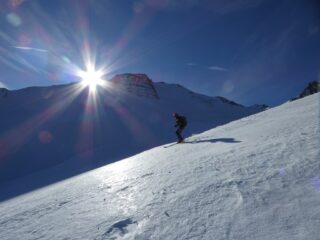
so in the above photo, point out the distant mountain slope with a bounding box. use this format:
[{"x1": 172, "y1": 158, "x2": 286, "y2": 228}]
[
  {"x1": 0, "y1": 93, "x2": 318, "y2": 240},
  {"x1": 0, "y1": 74, "x2": 266, "y2": 183},
  {"x1": 291, "y1": 80, "x2": 320, "y2": 101}
]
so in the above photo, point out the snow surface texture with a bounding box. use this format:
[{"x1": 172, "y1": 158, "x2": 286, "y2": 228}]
[
  {"x1": 0, "y1": 75, "x2": 265, "y2": 186},
  {"x1": 0, "y1": 93, "x2": 319, "y2": 240}
]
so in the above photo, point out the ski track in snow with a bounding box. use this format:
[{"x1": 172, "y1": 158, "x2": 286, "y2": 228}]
[{"x1": 0, "y1": 93, "x2": 319, "y2": 239}]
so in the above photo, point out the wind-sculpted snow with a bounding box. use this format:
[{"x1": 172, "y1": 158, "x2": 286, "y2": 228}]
[{"x1": 0, "y1": 93, "x2": 319, "y2": 239}]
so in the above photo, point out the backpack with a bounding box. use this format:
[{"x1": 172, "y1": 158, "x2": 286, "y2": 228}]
[{"x1": 180, "y1": 116, "x2": 187, "y2": 126}]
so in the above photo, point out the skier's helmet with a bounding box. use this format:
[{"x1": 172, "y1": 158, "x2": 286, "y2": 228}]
[{"x1": 173, "y1": 112, "x2": 179, "y2": 117}]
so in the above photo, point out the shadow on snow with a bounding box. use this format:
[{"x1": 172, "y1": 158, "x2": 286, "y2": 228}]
[{"x1": 189, "y1": 138, "x2": 241, "y2": 144}]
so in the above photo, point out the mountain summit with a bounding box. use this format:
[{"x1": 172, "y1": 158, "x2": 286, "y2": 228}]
[{"x1": 110, "y1": 73, "x2": 159, "y2": 99}]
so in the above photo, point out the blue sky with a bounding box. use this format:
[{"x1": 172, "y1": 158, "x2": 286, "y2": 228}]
[{"x1": 0, "y1": 0, "x2": 319, "y2": 106}]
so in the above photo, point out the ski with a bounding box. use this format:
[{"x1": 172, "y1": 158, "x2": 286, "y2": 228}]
[{"x1": 163, "y1": 141, "x2": 185, "y2": 148}]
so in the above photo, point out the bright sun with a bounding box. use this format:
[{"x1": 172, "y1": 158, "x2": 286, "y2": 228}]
[{"x1": 80, "y1": 69, "x2": 104, "y2": 91}]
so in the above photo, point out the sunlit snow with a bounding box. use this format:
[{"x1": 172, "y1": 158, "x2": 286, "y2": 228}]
[{"x1": 0, "y1": 93, "x2": 319, "y2": 240}]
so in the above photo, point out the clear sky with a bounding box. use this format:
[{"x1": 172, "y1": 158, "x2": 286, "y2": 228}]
[{"x1": 0, "y1": 0, "x2": 319, "y2": 106}]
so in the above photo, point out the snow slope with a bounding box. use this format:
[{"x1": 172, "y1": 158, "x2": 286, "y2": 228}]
[
  {"x1": 0, "y1": 93, "x2": 318, "y2": 240},
  {"x1": 0, "y1": 74, "x2": 266, "y2": 184}
]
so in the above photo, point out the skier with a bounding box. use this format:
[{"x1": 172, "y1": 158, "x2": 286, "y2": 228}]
[{"x1": 173, "y1": 112, "x2": 187, "y2": 143}]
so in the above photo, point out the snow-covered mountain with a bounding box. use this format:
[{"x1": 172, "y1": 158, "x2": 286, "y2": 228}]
[
  {"x1": 0, "y1": 74, "x2": 266, "y2": 184},
  {"x1": 0, "y1": 92, "x2": 318, "y2": 240}
]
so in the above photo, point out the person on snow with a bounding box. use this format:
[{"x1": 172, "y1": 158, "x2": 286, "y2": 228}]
[{"x1": 173, "y1": 112, "x2": 187, "y2": 143}]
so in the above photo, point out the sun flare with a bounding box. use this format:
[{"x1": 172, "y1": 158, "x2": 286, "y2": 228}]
[{"x1": 80, "y1": 69, "x2": 104, "y2": 91}]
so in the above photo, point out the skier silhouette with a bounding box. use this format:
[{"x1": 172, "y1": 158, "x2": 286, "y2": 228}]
[{"x1": 173, "y1": 112, "x2": 187, "y2": 143}]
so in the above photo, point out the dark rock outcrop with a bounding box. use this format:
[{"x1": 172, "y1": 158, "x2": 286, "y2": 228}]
[{"x1": 291, "y1": 80, "x2": 320, "y2": 101}]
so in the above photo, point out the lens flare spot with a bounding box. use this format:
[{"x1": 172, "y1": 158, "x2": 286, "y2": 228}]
[
  {"x1": 312, "y1": 176, "x2": 320, "y2": 192},
  {"x1": 62, "y1": 56, "x2": 71, "y2": 64},
  {"x1": 19, "y1": 33, "x2": 32, "y2": 46},
  {"x1": 6, "y1": 12, "x2": 22, "y2": 27},
  {"x1": 9, "y1": 0, "x2": 25, "y2": 9},
  {"x1": 38, "y1": 131, "x2": 53, "y2": 144},
  {"x1": 223, "y1": 81, "x2": 235, "y2": 93},
  {"x1": 279, "y1": 168, "x2": 286, "y2": 176}
]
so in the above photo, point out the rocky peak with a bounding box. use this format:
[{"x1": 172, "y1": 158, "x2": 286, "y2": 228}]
[
  {"x1": 110, "y1": 73, "x2": 159, "y2": 99},
  {"x1": 291, "y1": 80, "x2": 320, "y2": 101}
]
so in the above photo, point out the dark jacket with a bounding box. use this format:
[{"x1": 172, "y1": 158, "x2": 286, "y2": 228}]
[{"x1": 175, "y1": 115, "x2": 187, "y2": 128}]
